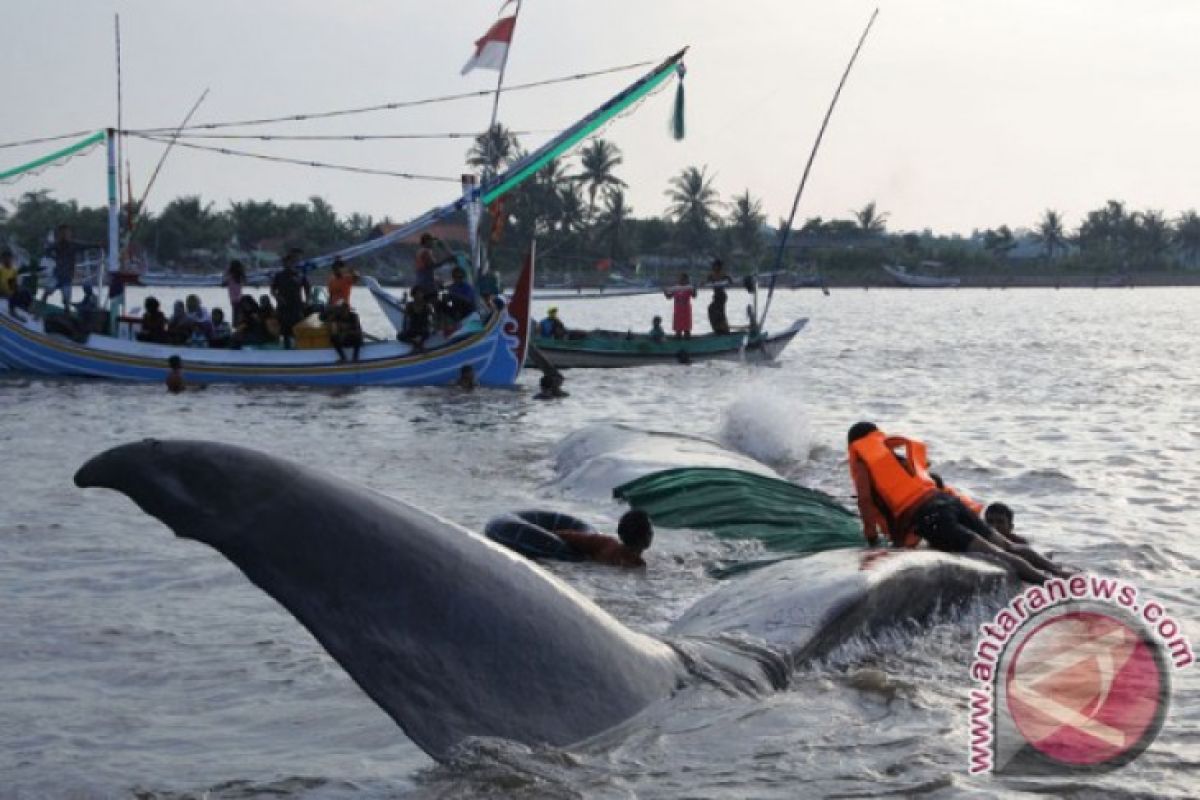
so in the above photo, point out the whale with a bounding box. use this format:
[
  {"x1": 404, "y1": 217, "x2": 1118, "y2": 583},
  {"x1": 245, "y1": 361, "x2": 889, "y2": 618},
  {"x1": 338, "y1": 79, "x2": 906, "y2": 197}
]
[{"x1": 75, "y1": 439, "x2": 1014, "y2": 763}]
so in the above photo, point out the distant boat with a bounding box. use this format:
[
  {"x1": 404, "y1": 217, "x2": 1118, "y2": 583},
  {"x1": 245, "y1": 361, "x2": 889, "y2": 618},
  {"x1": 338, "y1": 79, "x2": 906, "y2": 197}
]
[
  {"x1": 532, "y1": 285, "x2": 662, "y2": 301},
  {"x1": 531, "y1": 319, "x2": 807, "y2": 369},
  {"x1": 882, "y1": 263, "x2": 961, "y2": 288},
  {"x1": 136, "y1": 269, "x2": 273, "y2": 288}
]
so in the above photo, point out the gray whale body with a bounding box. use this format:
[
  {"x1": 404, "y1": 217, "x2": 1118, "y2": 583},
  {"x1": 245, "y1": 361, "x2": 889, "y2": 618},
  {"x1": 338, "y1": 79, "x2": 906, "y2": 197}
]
[{"x1": 75, "y1": 440, "x2": 1013, "y2": 762}]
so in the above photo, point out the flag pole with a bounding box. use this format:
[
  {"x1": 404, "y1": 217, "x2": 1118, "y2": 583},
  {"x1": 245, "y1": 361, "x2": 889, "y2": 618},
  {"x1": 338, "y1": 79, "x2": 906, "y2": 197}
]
[
  {"x1": 485, "y1": 0, "x2": 522, "y2": 164},
  {"x1": 480, "y1": 0, "x2": 521, "y2": 282}
]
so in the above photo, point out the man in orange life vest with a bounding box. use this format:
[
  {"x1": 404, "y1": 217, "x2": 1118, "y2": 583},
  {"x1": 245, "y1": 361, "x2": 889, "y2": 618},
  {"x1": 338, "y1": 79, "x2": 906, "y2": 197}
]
[{"x1": 847, "y1": 422, "x2": 1068, "y2": 584}]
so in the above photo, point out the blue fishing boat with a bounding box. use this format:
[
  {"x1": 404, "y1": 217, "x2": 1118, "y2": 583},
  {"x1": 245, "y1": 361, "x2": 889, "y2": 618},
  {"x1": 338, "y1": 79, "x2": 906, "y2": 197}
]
[{"x1": 0, "y1": 48, "x2": 689, "y2": 387}]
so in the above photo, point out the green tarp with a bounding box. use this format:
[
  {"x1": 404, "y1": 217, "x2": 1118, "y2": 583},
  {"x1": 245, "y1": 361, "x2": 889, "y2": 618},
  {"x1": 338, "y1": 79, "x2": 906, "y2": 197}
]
[{"x1": 613, "y1": 467, "x2": 862, "y2": 554}]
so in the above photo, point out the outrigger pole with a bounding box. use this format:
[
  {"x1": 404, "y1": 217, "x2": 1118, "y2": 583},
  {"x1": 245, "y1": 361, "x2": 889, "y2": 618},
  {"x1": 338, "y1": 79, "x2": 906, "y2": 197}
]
[{"x1": 758, "y1": 8, "x2": 879, "y2": 331}]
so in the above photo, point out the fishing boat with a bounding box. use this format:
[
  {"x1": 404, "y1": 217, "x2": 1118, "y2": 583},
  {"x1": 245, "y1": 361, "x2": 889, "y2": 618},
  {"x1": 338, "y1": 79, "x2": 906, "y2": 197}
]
[
  {"x1": 0, "y1": 47, "x2": 691, "y2": 387},
  {"x1": 882, "y1": 263, "x2": 961, "y2": 288},
  {"x1": 531, "y1": 318, "x2": 807, "y2": 369},
  {"x1": 0, "y1": 257, "x2": 533, "y2": 387}
]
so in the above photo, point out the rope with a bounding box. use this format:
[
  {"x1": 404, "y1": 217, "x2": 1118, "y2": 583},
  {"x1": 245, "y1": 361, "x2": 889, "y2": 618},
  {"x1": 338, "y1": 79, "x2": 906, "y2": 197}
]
[
  {"x1": 0, "y1": 130, "x2": 104, "y2": 150},
  {"x1": 150, "y1": 129, "x2": 557, "y2": 142},
  {"x1": 128, "y1": 133, "x2": 461, "y2": 182},
  {"x1": 126, "y1": 59, "x2": 656, "y2": 134}
]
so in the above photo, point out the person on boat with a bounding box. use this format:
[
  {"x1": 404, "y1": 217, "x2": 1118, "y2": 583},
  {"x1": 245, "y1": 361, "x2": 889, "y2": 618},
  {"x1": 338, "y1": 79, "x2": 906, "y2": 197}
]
[
  {"x1": 74, "y1": 282, "x2": 99, "y2": 317},
  {"x1": 326, "y1": 257, "x2": 358, "y2": 308},
  {"x1": 0, "y1": 249, "x2": 17, "y2": 300},
  {"x1": 208, "y1": 308, "x2": 233, "y2": 349},
  {"x1": 328, "y1": 300, "x2": 364, "y2": 363},
  {"x1": 534, "y1": 371, "x2": 569, "y2": 400},
  {"x1": 166, "y1": 355, "x2": 185, "y2": 394},
  {"x1": 984, "y1": 502, "x2": 1028, "y2": 546},
  {"x1": 271, "y1": 249, "x2": 310, "y2": 349},
  {"x1": 553, "y1": 509, "x2": 654, "y2": 568},
  {"x1": 40, "y1": 224, "x2": 99, "y2": 310},
  {"x1": 664, "y1": 273, "x2": 697, "y2": 339},
  {"x1": 846, "y1": 421, "x2": 1070, "y2": 584},
  {"x1": 257, "y1": 295, "x2": 282, "y2": 343},
  {"x1": 136, "y1": 297, "x2": 169, "y2": 343},
  {"x1": 223, "y1": 259, "x2": 247, "y2": 323},
  {"x1": 650, "y1": 315, "x2": 666, "y2": 342},
  {"x1": 106, "y1": 269, "x2": 126, "y2": 331},
  {"x1": 399, "y1": 286, "x2": 433, "y2": 350},
  {"x1": 706, "y1": 259, "x2": 732, "y2": 335},
  {"x1": 185, "y1": 294, "x2": 212, "y2": 335},
  {"x1": 414, "y1": 233, "x2": 454, "y2": 295},
  {"x1": 166, "y1": 300, "x2": 191, "y2": 344},
  {"x1": 538, "y1": 307, "x2": 567, "y2": 339},
  {"x1": 442, "y1": 266, "x2": 477, "y2": 322}
]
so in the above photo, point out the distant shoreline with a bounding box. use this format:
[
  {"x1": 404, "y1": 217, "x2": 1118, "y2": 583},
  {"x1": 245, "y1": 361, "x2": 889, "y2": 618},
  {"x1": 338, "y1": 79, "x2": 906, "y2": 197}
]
[{"x1": 811, "y1": 270, "x2": 1200, "y2": 289}]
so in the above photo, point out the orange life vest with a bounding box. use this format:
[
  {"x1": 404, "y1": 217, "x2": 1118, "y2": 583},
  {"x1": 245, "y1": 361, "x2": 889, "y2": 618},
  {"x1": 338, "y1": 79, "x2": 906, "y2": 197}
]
[{"x1": 849, "y1": 431, "x2": 938, "y2": 546}]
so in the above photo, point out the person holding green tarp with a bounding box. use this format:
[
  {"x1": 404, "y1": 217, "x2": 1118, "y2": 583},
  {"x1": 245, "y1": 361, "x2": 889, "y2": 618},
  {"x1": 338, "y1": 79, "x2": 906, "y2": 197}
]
[{"x1": 613, "y1": 467, "x2": 863, "y2": 554}]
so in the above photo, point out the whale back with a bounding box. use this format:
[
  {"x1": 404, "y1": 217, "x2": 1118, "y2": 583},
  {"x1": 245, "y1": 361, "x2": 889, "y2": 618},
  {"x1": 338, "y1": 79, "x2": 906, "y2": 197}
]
[
  {"x1": 75, "y1": 440, "x2": 683, "y2": 762},
  {"x1": 670, "y1": 549, "x2": 1013, "y2": 662}
]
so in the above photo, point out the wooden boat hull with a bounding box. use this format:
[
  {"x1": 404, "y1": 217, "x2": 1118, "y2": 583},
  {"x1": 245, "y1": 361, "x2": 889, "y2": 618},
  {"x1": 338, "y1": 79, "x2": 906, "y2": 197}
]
[
  {"x1": 882, "y1": 264, "x2": 961, "y2": 288},
  {"x1": 533, "y1": 318, "x2": 807, "y2": 369}
]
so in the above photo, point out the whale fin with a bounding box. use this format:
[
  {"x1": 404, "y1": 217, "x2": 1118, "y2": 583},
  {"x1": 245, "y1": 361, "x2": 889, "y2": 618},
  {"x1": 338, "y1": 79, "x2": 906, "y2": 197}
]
[{"x1": 75, "y1": 440, "x2": 683, "y2": 762}]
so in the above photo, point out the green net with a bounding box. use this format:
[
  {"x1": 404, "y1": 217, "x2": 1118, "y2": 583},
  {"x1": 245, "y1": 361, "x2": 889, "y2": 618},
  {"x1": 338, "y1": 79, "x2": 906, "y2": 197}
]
[
  {"x1": 0, "y1": 131, "x2": 105, "y2": 184},
  {"x1": 613, "y1": 467, "x2": 863, "y2": 554}
]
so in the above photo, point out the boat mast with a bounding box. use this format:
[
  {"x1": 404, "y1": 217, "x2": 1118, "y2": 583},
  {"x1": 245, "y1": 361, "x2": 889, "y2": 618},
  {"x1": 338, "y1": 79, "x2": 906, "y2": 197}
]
[
  {"x1": 105, "y1": 129, "x2": 119, "y2": 278},
  {"x1": 759, "y1": 8, "x2": 878, "y2": 330}
]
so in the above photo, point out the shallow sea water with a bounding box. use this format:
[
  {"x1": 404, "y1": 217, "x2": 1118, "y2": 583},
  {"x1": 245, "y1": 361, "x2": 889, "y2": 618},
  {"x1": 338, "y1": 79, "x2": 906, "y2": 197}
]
[{"x1": 1, "y1": 286, "x2": 1197, "y2": 798}]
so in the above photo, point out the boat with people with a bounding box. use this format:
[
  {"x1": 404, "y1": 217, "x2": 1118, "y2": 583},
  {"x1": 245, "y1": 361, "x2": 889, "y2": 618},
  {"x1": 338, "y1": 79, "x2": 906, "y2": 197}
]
[
  {"x1": 530, "y1": 319, "x2": 807, "y2": 368},
  {"x1": 0, "y1": 47, "x2": 691, "y2": 387},
  {"x1": 882, "y1": 262, "x2": 961, "y2": 288}
]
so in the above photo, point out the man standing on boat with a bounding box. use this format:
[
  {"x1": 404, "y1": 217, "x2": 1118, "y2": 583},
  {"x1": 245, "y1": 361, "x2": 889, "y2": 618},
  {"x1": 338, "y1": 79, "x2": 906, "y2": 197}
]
[
  {"x1": 706, "y1": 259, "x2": 732, "y2": 335},
  {"x1": 41, "y1": 225, "x2": 98, "y2": 310},
  {"x1": 271, "y1": 248, "x2": 310, "y2": 349},
  {"x1": 414, "y1": 233, "x2": 455, "y2": 295},
  {"x1": 664, "y1": 273, "x2": 697, "y2": 339}
]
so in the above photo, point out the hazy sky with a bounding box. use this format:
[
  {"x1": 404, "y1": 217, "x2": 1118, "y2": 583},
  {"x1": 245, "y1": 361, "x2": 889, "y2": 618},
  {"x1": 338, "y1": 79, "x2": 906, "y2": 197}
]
[{"x1": 5, "y1": 0, "x2": 1200, "y2": 235}]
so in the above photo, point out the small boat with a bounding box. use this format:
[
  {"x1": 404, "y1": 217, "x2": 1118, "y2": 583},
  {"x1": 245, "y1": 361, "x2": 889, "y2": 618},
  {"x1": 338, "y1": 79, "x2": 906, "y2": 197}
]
[
  {"x1": 532, "y1": 318, "x2": 807, "y2": 369},
  {"x1": 136, "y1": 269, "x2": 273, "y2": 287},
  {"x1": 882, "y1": 263, "x2": 961, "y2": 288},
  {"x1": 0, "y1": 257, "x2": 533, "y2": 387},
  {"x1": 532, "y1": 285, "x2": 662, "y2": 301}
]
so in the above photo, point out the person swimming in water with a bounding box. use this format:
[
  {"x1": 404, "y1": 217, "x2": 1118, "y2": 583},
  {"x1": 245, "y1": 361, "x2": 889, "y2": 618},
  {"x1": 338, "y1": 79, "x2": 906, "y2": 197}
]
[
  {"x1": 553, "y1": 510, "x2": 654, "y2": 568},
  {"x1": 847, "y1": 422, "x2": 1070, "y2": 584}
]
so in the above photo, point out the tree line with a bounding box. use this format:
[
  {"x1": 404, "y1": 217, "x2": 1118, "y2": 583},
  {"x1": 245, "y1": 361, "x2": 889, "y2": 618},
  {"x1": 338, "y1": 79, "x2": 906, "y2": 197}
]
[{"x1": 4, "y1": 124, "x2": 1200, "y2": 278}]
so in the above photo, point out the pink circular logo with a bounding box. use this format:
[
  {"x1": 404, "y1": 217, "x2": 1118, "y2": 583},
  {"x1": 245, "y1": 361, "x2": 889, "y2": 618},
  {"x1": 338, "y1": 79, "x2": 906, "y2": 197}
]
[{"x1": 1005, "y1": 610, "x2": 1168, "y2": 767}]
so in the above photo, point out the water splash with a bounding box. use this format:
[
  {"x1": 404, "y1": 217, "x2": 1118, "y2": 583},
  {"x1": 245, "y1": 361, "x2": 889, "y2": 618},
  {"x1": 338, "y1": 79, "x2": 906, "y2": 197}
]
[{"x1": 718, "y1": 387, "x2": 812, "y2": 468}]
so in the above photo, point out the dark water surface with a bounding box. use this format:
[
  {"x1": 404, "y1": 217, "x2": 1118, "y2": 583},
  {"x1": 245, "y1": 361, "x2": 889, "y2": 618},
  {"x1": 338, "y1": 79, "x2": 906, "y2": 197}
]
[{"x1": 1, "y1": 287, "x2": 1196, "y2": 798}]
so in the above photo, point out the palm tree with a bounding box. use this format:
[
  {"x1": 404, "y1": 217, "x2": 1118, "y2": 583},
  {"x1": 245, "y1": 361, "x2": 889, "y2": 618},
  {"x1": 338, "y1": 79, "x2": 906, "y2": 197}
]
[
  {"x1": 665, "y1": 165, "x2": 721, "y2": 254},
  {"x1": 595, "y1": 188, "x2": 633, "y2": 259},
  {"x1": 1031, "y1": 209, "x2": 1068, "y2": 260},
  {"x1": 467, "y1": 123, "x2": 521, "y2": 174},
  {"x1": 1130, "y1": 209, "x2": 1170, "y2": 268},
  {"x1": 728, "y1": 190, "x2": 766, "y2": 261},
  {"x1": 557, "y1": 182, "x2": 586, "y2": 236},
  {"x1": 852, "y1": 201, "x2": 888, "y2": 235},
  {"x1": 573, "y1": 139, "x2": 626, "y2": 219},
  {"x1": 1173, "y1": 210, "x2": 1200, "y2": 267}
]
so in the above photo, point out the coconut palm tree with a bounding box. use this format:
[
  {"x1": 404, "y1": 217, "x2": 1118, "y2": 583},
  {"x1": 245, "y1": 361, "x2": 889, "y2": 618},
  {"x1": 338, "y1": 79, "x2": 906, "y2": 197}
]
[
  {"x1": 852, "y1": 201, "x2": 889, "y2": 235},
  {"x1": 573, "y1": 139, "x2": 626, "y2": 219},
  {"x1": 728, "y1": 190, "x2": 766, "y2": 261},
  {"x1": 1130, "y1": 209, "x2": 1170, "y2": 268},
  {"x1": 665, "y1": 165, "x2": 721, "y2": 253},
  {"x1": 1173, "y1": 209, "x2": 1200, "y2": 267},
  {"x1": 466, "y1": 123, "x2": 521, "y2": 174},
  {"x1": 1031, "y1": 209, "x2": 1068, "y2": 260},
  {"x1": 595, "y1": 188, "x2": 633, "y2": 259}
]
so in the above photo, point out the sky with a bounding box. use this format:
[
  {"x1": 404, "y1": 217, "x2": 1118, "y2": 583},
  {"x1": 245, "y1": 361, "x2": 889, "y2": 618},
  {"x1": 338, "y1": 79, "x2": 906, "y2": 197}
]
[{"x1": 4, "y1": 0, "x2": 1200, "y2": 236}]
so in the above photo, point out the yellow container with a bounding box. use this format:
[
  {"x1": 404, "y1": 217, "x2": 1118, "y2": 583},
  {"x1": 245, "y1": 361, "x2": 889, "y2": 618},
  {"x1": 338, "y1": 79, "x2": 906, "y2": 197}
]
[{"x1": 293, "y1": 313, "x2": 332, "y2": 350}]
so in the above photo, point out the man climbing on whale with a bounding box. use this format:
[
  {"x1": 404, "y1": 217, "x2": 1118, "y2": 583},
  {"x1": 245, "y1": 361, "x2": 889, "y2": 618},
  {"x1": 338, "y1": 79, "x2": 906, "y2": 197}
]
[{"x1": 846, "y1": 422, "x2": 1069, "y2": 584}]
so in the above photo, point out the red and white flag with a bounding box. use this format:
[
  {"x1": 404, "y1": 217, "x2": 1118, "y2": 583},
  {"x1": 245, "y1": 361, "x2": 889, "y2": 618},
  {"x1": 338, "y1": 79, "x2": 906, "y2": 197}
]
[{"x1": 462, "y1": 14, "x2": 517, "y2": 75}]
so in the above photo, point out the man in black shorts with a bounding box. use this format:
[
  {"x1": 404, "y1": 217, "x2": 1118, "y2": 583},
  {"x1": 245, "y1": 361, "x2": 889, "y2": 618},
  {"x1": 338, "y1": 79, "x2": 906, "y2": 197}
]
[{"x1": 847, "y1": 421, "x2": 1070, "y2": 584}]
